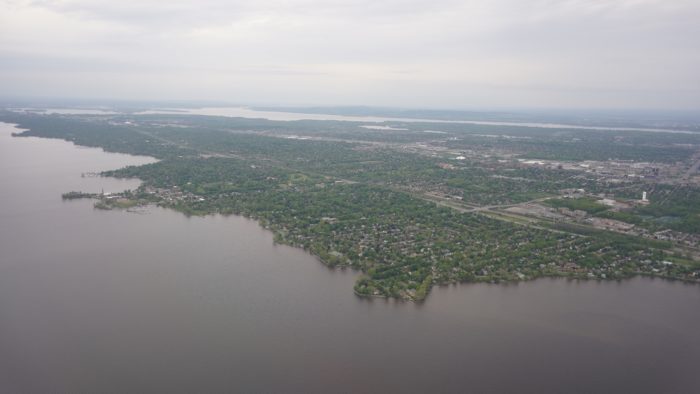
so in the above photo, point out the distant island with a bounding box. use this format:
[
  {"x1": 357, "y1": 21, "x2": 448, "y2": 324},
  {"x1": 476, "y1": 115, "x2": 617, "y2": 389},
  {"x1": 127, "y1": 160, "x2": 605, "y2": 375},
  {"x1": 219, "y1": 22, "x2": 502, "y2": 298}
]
[{"x1": 5, "y1": 109, "x2": 700, "y2": 301}]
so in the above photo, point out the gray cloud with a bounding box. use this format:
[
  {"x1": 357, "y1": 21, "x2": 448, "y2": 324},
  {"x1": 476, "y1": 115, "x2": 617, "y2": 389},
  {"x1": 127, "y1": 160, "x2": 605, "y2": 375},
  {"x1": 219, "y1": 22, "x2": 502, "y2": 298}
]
[{"x1": 1, "y1": 0, "x2": 698, "y2": 109}]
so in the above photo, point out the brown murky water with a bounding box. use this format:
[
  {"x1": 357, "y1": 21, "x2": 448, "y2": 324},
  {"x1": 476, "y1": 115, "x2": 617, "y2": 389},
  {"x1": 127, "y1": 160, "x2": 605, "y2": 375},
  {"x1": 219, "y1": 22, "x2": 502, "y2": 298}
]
[{"x1": 1, "y1": 122, "x2": 699, "y2": 393}]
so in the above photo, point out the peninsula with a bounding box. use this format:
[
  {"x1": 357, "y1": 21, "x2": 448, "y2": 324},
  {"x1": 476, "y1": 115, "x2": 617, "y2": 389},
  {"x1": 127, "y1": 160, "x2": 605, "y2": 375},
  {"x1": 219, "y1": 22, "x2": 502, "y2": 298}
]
[{"x1": 5, "y1": 109, "x2": 700, "y2": 301}]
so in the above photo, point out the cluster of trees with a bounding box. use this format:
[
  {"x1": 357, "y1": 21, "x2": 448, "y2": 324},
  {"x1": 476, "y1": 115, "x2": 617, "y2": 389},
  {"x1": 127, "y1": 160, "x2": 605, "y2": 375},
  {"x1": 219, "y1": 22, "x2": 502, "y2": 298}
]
[{"x1": 544, "y1": 197, "x2": 610, "y2": 214}]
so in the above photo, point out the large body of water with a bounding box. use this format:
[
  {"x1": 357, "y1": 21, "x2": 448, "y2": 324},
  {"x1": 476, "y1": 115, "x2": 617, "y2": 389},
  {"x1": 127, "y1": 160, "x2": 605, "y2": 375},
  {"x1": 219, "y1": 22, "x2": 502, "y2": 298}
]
[{"x1": 1, "y1": 121, "x2": 699, "y2": 393}]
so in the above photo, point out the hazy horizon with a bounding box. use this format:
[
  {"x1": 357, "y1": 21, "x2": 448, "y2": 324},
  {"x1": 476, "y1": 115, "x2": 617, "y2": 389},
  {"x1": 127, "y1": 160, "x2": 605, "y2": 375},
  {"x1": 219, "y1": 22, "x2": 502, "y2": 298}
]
[{"x1": 1, "y1": 0, "x2": 699, "y2": 110}]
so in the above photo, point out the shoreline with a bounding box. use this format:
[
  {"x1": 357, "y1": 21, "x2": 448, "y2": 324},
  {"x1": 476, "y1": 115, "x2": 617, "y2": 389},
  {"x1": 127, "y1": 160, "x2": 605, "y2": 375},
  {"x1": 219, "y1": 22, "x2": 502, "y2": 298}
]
[
  {"x1": 8, "y1": 120, "x2": 699, "y2": 302},
  {"x1": 62, "y1": 188, "x2": 700, "y2": 301}
]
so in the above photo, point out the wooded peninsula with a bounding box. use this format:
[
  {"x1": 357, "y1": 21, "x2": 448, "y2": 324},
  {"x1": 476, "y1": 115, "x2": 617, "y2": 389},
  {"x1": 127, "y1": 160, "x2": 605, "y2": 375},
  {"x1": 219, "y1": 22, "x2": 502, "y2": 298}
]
[{"x1": 5, "y1": 110, "x2": 700, "y2": 301}]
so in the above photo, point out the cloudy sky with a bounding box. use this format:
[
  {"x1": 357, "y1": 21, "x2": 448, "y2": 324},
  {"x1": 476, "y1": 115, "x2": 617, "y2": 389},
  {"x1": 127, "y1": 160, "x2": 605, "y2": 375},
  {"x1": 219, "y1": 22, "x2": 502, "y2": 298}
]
[{"x1": 1, "y1": 0, "x2": 698, "y2": 109}]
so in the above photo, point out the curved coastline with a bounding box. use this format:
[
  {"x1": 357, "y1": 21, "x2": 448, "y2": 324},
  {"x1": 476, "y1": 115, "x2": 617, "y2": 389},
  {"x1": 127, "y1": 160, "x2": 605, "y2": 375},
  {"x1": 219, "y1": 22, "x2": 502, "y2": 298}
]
[{"x1": 5, "y1": 119, "x2": 699, "y2": 302}]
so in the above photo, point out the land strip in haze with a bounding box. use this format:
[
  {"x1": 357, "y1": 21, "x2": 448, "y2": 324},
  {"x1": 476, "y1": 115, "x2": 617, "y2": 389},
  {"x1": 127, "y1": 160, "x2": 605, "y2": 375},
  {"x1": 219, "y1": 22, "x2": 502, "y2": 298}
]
[{"x1": 138, "y1": 106, "x2": 700, "y2": 134}]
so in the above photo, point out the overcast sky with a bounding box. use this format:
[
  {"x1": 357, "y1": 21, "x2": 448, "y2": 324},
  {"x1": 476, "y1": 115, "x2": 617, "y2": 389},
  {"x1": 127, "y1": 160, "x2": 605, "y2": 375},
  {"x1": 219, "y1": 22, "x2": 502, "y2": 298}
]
[{"x1": 1, "y1": 0, "x2": 698, "y2": 110}]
